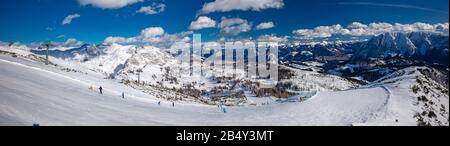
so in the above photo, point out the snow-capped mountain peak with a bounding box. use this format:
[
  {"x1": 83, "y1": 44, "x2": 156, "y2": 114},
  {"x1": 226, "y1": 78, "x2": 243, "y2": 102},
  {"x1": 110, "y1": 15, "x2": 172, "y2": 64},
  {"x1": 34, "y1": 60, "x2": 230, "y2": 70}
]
[{"x1": 353, "y1": 32, "x2": 449, "y2": 65}]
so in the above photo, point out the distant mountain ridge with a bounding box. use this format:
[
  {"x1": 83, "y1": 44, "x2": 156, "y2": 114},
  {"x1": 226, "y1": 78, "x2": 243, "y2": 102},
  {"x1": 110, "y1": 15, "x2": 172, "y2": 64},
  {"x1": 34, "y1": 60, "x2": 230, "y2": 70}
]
[{"x1": 353, "y1": 32, "x2": 449, "y2": 65}]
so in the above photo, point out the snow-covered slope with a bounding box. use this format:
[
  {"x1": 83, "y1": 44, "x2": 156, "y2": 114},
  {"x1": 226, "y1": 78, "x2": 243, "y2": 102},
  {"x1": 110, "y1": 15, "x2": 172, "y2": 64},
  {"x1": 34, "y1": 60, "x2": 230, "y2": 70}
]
[
  {"x1": 364, "y1": 66, "x2": 449, "y2": 126},
  {"x1": 279, "y1": 66, "x2": 359, "y2": 91},
  {"x1": 1, "y1": 42, "x2": 448, "y2": 126},
  {"x1": 0, "y1": 54, "x2": 404, "y2": 126}
]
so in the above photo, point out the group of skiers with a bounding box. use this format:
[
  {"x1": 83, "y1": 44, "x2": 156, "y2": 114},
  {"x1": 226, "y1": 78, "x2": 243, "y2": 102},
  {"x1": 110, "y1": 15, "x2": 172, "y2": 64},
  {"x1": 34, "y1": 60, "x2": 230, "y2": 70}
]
[
  {"x1": 157, "y1": 101, "x2": 175, "y2": 107},
  {"x1": 89, "y1": 86, "x2": 234, "y2": 112},
  {"x1": 89, "y1": 85, "x2": 104, "y2": 95},
  {"x1": 89, "y1": 85, "x2": 123, "y2": 98},
  {"x1": 90, "y1": 85, "x2": 179, "y2": 107}
]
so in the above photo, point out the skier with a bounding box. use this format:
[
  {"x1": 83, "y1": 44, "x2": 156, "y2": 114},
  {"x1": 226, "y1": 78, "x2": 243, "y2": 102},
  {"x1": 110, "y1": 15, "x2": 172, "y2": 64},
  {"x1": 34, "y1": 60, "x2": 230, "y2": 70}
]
[
  {"x1": 172, "y1": 102, "x2": 174, "y2": 107},
  {"x1": 222, "y1": 107, "x2": 227, "y2": 113},
  {"x1": 218, "y1": 104, "x2": 223, "y2": 112},
  {"x1": 220, "y1": 102, "x2": 226, "y2": 113},
  {"x1": 99, "y1": 86, "x2": 103, "y2": 94},
  {"x1": 158, "y1": 101, "x2": 161, "y2": 105},
  {"x1": 121, "y1": 92, "x2": 125, "y2": 99}
]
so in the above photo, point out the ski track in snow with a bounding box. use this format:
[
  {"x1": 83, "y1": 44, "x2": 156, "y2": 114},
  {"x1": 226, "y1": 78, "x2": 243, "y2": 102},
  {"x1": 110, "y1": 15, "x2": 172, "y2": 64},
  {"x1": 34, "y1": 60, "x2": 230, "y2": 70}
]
[
  {"x1": 355, "y1": 85, "x2": 391, "y2": 125},
  {"x1": 0, "y1": 56, "x2": 392, "y2": 126}
]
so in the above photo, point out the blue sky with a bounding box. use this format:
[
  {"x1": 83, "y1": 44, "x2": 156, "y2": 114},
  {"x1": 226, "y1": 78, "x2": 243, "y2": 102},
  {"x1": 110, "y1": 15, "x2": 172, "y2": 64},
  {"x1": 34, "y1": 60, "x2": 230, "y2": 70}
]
[{"x1": 0, "y1": 0, "x2": 448, "y2": 44}]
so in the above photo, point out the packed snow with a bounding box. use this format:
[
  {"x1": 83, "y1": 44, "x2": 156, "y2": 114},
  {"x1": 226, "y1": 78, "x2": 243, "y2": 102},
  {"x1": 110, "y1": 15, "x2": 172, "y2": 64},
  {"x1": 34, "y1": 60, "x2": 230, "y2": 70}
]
[
  {"x1": 1, "y1": 43, "x2": 447, "y2": 126},
  {"x1": 0, "y1": 54, "x2": 395, "y2": 126}
]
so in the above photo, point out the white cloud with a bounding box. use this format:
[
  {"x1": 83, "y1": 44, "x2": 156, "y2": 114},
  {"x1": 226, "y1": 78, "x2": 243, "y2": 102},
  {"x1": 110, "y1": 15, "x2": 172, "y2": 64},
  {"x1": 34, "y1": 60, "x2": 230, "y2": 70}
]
[
  {"x1": 257, "y1": 34, "x2": 288, "y2": 42},
  {"x1": 62, "y1": 14, "x2": 81, "y2": 25},
  {"x1": 293, "y1": 24, "x2": 348, "y2": 39},
  {"x1": 139, "y1": 27, "x2": 165, "y2": 38},
  {"x1": 56, "y1": 35, "x2": 66, "y2": 38},
  {"x1": 78, "y1": 0, "x2": 142, "y2": 9},
  {"x1": 169, "y1": 41, "x2": 192, "y2": 51},
  {"x1": 45, "y1": 27, "x2": 56, "y2": 31},
  {"x1": 103, "y1": 36, "x2": 137, "y2": 44},
  {"x1": 199, "y1": 0, "x2": 284, "y2": 14},
  {"x1": 435, "y1": 23, "x2": 449, "y2": 31},
  {"x1": 393, "y1": 23, "x2": 434, "y2": 32},
  {"x1": 63, "y1": 38, "x2": 84, "y2": 47},
  {"x1": 293, "y1": 22, "x2": 449, "y2": 39},
  {"x1": 136, "y1": 3, "x2": 166, "y2": 15},
  {"x1": 256, "y1": 22, "x2": 275, "y2": 30},
  {"x1": 30, "y1": 38, "x2": 84, "y2": 48},
  {"x1": 189, "y1": 16, "x2": 217, "y2": 30},
  {"x1": 103, "y1": 27, "x2": 193, "y2": 48},
  {"x1": 347, "y1": 22, "x2": 368, "y2": 29},
  {"x1": 139, "y1": 30, "x2": 193, "y2": 47},
  {"x1": 202, "y1": 41, "x2": 221, "y2": 50},
  {"x1": 218, "y1": 17, "x2": 252, "y2": 36}
]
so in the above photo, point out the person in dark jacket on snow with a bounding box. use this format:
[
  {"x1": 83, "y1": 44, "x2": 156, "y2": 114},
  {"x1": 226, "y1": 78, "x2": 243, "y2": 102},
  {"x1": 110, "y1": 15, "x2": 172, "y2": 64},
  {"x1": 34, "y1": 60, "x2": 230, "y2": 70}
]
[{"x1": 99, "y1": 86, "x2": 103, "y2": 94}]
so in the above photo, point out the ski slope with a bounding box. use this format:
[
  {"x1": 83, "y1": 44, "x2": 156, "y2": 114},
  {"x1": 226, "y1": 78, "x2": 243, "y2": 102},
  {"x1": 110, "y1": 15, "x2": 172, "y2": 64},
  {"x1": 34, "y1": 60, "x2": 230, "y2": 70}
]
[{"x1": 0, "y1": 55, "x2": 397, "y2": 126}]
